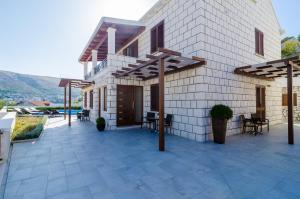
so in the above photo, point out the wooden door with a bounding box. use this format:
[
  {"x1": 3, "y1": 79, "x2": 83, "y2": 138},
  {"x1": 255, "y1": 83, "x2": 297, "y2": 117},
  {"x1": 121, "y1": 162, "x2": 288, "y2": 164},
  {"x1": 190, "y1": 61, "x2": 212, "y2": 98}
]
[
  {"x1": 256, "y1": 86, "x2": 266, "y2": 119},
  {"x1": 117, "y1": 85, "x2": 135, "y2": 126}
]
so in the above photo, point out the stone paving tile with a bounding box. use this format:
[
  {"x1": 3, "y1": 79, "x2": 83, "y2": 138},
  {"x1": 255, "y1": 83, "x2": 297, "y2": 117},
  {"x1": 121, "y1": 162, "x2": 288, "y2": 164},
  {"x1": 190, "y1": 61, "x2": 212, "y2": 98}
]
[{"x1": 4, "y1": 118, "x2": 300, "y2": 199}]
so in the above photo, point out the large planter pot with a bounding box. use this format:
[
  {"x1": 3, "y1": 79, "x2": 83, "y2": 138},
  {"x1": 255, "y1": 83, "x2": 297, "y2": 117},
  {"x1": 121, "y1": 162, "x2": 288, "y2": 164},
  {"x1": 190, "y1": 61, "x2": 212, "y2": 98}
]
[
  {"x1": 96, "y1": 124, "x2": 105, "y2": 131},
  {"x1": 212, "y1": 118, "x2": 227, "y2": 144}
]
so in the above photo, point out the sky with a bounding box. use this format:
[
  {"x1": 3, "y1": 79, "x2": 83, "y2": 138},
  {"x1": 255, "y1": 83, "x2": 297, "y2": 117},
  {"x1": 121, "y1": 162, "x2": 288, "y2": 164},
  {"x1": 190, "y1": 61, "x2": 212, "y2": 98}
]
[{"x1": 0, "y1": 0, "x2": 299, "y2": 79}]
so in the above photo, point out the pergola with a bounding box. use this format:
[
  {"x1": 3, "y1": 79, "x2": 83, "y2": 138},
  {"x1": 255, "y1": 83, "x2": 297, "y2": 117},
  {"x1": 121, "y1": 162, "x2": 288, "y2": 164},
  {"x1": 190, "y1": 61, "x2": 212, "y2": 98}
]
[
  {"x1": 112, "y1": 48, "x2": 207, "y2": 151},
  {"x1": 58, "y1": 78, "x2": 94, "y2": 126},
  {"x1": 234, "y1": 55, "x2": 300, "y2": 144}
]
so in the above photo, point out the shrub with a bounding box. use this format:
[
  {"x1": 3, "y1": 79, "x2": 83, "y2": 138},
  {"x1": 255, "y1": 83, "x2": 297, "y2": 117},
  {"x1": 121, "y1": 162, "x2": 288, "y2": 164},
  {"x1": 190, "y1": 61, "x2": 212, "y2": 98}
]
[
  {"x1": 96, "y1": 117, "x2": 105, "y2": 126},
  {"x1": 12, "y1": 116, "x2": 47, "y2": 141},
  {"x1": 210, "y1": 104, "x2": 233, "y2": 120}
]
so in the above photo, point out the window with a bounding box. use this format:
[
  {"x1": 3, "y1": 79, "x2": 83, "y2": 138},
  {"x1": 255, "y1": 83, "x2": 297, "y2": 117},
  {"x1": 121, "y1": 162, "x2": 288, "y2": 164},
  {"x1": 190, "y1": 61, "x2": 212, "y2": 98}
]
[
  {"x1": 123, "y1": 40, "x2": 138, "y2": 58},
  {"x1": 103, "y1": 86, "x2": 107, "y2": 111},
  {"x1": 282, "y1": 93, "x2": 297, "y2": 106},
  {"x1": 150, "y1": 84, "x2": 159, "y2": 111},
  {"x1": 84, "y1": 92, "x2": 87, "y2": 108},
  {"x1": 255, "y1": 28, "x2": 264, "y2": 56},
  {"x1": 151, "y1": 21, "x2": 164, "y2": 53},
  {"x1": 89, "y1": 90, "x2": 93, "y2": 109}
]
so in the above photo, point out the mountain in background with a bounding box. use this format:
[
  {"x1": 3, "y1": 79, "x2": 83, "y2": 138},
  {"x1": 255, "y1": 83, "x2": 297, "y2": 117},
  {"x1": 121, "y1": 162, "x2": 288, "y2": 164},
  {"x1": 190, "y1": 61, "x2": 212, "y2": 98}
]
[{"x1": 0, "y1": 70, "x2": 81, "y2": 105}]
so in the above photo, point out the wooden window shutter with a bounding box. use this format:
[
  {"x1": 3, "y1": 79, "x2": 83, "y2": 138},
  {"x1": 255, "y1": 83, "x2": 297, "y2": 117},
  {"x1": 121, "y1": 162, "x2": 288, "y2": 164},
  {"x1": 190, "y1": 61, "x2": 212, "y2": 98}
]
[
  {"x1": 157, "y1": 22, "x2": 164, "y2": 49},
  {"x1": 151, "y1": 28, "x2": 157, "y2": 53},
  {"x1": 282, "y1": 94, "x2": 288, "y2": 106},
  {"x1": 151, "y1": 84, "x2": 159, "y2": 111},
  {"x1": 260, "y1": 32, "x2": 264, "y2": 56},
  {"x1": 103, "y1": 87, "x2": 107, "y2": 111},
  {"x1": 293, "y1": 93, "x2": 297, "y2": 106},
  {"x1": 84, "y1": 92, "x2": 87, "y2": 108},
  {"x1": 255, "y1": 29, "x2": 259, "y2": 54},
  {"x1": 90, "y1": 90, "x2": 93, "y2": 109}
]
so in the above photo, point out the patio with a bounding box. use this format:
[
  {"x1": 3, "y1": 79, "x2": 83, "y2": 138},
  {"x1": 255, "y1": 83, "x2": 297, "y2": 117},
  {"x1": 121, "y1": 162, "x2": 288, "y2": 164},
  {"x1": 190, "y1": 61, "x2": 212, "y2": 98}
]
[{"x1": 3, "y1": 118, "x2": 300, "y2": 199}]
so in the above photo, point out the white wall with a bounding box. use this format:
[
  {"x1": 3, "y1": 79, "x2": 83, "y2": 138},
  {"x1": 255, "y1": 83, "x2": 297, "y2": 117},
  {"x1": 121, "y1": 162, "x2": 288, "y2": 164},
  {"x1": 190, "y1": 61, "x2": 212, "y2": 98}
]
[{"x1": 85, "y1": 0, "x2": 282, "y2": 141}]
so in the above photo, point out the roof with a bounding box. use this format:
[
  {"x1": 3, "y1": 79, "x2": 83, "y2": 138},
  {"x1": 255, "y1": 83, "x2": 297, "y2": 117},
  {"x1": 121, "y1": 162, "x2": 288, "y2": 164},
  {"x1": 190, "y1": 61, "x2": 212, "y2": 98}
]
[
  {"x1": 58, "y1": 78, "x2": 94, "y2": 88},
  {"x1": 79, "y1": 17, "x2": 145, "y2": 62},
  {"x1": 234, "y1": 56, "x2": 300, "y2": 81},
  {"x1": 31, "y1": 101, "x2": 51, "y2": 107},
  {"x1": 112, "y1": 48, "x2": 206, "y2": 80}
]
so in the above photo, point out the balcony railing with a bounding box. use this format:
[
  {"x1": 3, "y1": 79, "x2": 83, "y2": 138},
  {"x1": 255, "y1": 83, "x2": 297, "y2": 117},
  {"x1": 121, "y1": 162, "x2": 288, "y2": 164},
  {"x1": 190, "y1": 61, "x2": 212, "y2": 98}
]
[
  {"x1": 94, "y1": 58, "x2": 108, "y2": 75},
  {"x1": 84, "y1": 58, "x2": 108, "y2": 80}
]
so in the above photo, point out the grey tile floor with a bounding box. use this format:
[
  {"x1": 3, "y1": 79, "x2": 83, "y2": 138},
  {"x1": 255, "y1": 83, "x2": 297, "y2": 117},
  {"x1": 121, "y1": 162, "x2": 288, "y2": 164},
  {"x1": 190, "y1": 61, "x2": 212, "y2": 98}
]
[{"x1": 4, "y1": 118, "x2": 300, "y2": 199}]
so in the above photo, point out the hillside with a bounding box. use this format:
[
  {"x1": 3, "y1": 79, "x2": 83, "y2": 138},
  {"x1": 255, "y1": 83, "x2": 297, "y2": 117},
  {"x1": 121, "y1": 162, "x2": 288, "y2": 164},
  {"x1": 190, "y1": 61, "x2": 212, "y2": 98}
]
[{"x1": 0, "y1": 70, "x2": 80, "y2": 104}]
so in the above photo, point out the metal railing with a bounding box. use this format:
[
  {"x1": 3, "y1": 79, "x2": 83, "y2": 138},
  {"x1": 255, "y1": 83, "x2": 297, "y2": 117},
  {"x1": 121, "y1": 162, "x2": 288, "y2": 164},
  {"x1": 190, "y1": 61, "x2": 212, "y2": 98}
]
[
  {"x1": 94, "y1": 58, "x2": 108, "y2": 75},
  {"x1": 84, "y1": 58, "x2": 108, "y2": 80}
]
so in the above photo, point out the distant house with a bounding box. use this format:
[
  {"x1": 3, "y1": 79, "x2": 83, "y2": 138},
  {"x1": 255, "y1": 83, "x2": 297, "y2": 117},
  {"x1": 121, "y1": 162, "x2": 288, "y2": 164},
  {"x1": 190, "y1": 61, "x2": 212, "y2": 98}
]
[{"x1": 30, "y1": 101, "x2": 51, "y2": 107}]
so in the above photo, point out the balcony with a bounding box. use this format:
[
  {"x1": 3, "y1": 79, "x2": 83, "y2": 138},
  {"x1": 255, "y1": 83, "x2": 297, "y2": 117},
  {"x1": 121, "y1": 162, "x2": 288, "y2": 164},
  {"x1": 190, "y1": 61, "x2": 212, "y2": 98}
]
[{"x1": 84, "y1": 55, "x2": 137, "y2": 80}]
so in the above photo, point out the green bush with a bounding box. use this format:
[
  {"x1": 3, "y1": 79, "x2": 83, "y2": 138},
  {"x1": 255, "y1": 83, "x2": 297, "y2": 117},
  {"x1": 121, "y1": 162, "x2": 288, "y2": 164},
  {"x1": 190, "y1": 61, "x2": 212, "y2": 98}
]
[
  {"x1": 96, "y1": 117, "x2": 105, "y2": 126},
  {"x1": 210, "y1": 104, "x2": 233, "y2": 120},
  {"x1": 12, "y1": 116, "x2": 47, "y2": 141}
]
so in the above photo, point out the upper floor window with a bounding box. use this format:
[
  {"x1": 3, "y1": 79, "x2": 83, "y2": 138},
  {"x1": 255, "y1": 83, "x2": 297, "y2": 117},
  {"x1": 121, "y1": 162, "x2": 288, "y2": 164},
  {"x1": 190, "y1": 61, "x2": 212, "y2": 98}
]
[
  {"x1": 123, "y1": 40, "x2": 138, "y2": 58},
  {"x1": 89, "y1": 90, "x2": 93, "y2": 109},
  {"x1": 151, "y1": 21, "x2": 164, "y2": 53},
  {"x1": 255, "y1": 28, "x2": 264, "y2": 56}
]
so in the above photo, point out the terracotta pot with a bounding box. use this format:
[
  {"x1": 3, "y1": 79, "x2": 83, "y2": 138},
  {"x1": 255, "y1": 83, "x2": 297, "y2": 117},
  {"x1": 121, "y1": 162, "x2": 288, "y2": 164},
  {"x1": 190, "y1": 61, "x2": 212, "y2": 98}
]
[{"x1": 212, "y1": 118, "x2": 227, "y2": 144}]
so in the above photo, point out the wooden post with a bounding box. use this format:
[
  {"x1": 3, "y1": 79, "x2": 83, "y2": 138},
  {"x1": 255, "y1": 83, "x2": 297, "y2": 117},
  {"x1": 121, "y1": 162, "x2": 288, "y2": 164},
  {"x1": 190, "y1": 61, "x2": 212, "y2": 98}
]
[
  {"x1": 159, "y1": 58, "x2": 165, "y2": 151},
  {"x1": 64, "y1": 86, "x2": 67, "y2": 120},
  {"x1": 98, "y1": 88, "x2": 101, "y2": 117},
  {"x1": 287, "y1": 64, "x2": 294, "y2": 144},
  {"x1": 68, "y1": 83, "x2": 72, "y2": 126}
]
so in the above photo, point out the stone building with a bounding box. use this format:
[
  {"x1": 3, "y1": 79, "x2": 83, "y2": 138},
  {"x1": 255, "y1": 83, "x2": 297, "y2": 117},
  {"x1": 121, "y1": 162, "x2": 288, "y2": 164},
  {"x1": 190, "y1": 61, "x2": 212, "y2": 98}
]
[{"x1": 79, "y1": 0, "x2": 283, "y2": 141}]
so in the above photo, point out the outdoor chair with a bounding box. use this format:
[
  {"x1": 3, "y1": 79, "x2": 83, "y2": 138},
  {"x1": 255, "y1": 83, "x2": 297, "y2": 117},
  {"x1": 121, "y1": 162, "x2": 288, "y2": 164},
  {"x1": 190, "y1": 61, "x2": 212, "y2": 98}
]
[
  {"x1": 239, "y1": 115, "x2": 258, "y2": 134},
  {"x1": 251, "y1": 113, "x2": 269, "y2": 133},
  {"x1": 82, "y1": 110, "x2": 90, "y2": 121},
  {"x1": 164, "y1": 114, "x2": 173, "y2": 133},
  {"x1": 141, "y1": 112, "x2": 156, "y2": 129}
]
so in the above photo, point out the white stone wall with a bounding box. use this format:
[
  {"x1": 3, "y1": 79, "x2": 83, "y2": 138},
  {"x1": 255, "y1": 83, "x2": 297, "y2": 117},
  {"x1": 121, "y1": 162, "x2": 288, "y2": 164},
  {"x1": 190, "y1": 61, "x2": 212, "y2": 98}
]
[{"x1": 85, "y1": 0, "x2": 282, "y2": 141}]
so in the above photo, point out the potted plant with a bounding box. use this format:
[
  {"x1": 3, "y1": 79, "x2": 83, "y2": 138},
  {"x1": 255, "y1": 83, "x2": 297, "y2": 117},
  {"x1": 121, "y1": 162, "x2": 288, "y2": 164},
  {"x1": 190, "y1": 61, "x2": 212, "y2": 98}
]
[
  {"x1": 96, "y1": 117, "x2": 106, "y2": 131},
  {"x1": 210, "y1": 104, "x2": 233, "y2": 144}
]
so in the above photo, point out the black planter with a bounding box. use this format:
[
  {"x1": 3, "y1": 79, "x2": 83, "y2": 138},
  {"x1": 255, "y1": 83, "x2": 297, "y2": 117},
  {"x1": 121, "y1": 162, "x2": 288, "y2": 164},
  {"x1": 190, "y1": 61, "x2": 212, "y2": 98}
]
[
  {"x1": 96, "y1": 124, "x2": 105, "y2": 131},
  {"x1": 212, "y1": 118, "x2": 227, "y2": 144}
]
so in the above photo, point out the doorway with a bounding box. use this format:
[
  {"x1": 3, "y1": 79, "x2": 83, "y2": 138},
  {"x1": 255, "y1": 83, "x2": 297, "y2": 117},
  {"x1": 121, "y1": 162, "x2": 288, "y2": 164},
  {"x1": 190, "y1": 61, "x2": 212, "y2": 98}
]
[
  {"x1": 256, "y1": 86, "x2": 266, "y2": 119},
  {"x1": 117, "y1": 85, "x2": 143, "y2": 126}
]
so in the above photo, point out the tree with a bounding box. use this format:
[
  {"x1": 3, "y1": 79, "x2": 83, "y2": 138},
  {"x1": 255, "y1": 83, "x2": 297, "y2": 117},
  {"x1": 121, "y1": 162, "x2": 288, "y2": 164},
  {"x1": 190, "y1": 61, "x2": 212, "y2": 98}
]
[
  {"x1": 282, "y1": 40, "x2": 300, "y2": 58},
  {"x1": 298, "y1": 34, "x2": 300, "y2": 42}
]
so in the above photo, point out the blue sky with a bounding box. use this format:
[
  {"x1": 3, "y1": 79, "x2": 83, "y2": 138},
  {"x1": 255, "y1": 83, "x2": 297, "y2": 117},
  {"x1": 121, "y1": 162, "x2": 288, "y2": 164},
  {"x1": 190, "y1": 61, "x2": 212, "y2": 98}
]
[{"x1": 0, "y1": 0, "x2": 298, "y2": 79}]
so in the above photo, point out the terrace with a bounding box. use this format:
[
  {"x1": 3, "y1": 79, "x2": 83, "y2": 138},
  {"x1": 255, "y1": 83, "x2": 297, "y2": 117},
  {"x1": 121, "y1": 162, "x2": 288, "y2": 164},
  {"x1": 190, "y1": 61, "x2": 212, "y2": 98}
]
[{"x1": 3, "y1": 117, "x2": 300, "y2": 199}]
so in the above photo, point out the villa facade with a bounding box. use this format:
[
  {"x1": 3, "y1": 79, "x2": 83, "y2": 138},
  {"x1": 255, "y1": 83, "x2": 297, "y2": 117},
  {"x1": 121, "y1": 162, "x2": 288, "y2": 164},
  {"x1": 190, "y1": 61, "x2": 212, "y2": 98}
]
[{"x1": 79, "y1": 0, "x2": 283, "y2": 142}]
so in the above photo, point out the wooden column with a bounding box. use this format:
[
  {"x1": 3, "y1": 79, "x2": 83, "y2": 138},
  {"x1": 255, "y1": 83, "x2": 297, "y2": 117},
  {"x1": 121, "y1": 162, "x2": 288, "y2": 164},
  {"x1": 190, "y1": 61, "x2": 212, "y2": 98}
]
[
  {"x1": 287, "y1": 64, "x2": 294, "y2": 144},
  {"x1": 98, "y1": 88, "x2": 101, "y2": 117},
  {"x1": 64, "y1": 86, "x2": 67, "y2": 120},
  {"x1": 68, "y1": 83, "x2": 72, "y2": 126},
  {"x1": 159, "y1": 58, "x2": 165, "y2": 151}
]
